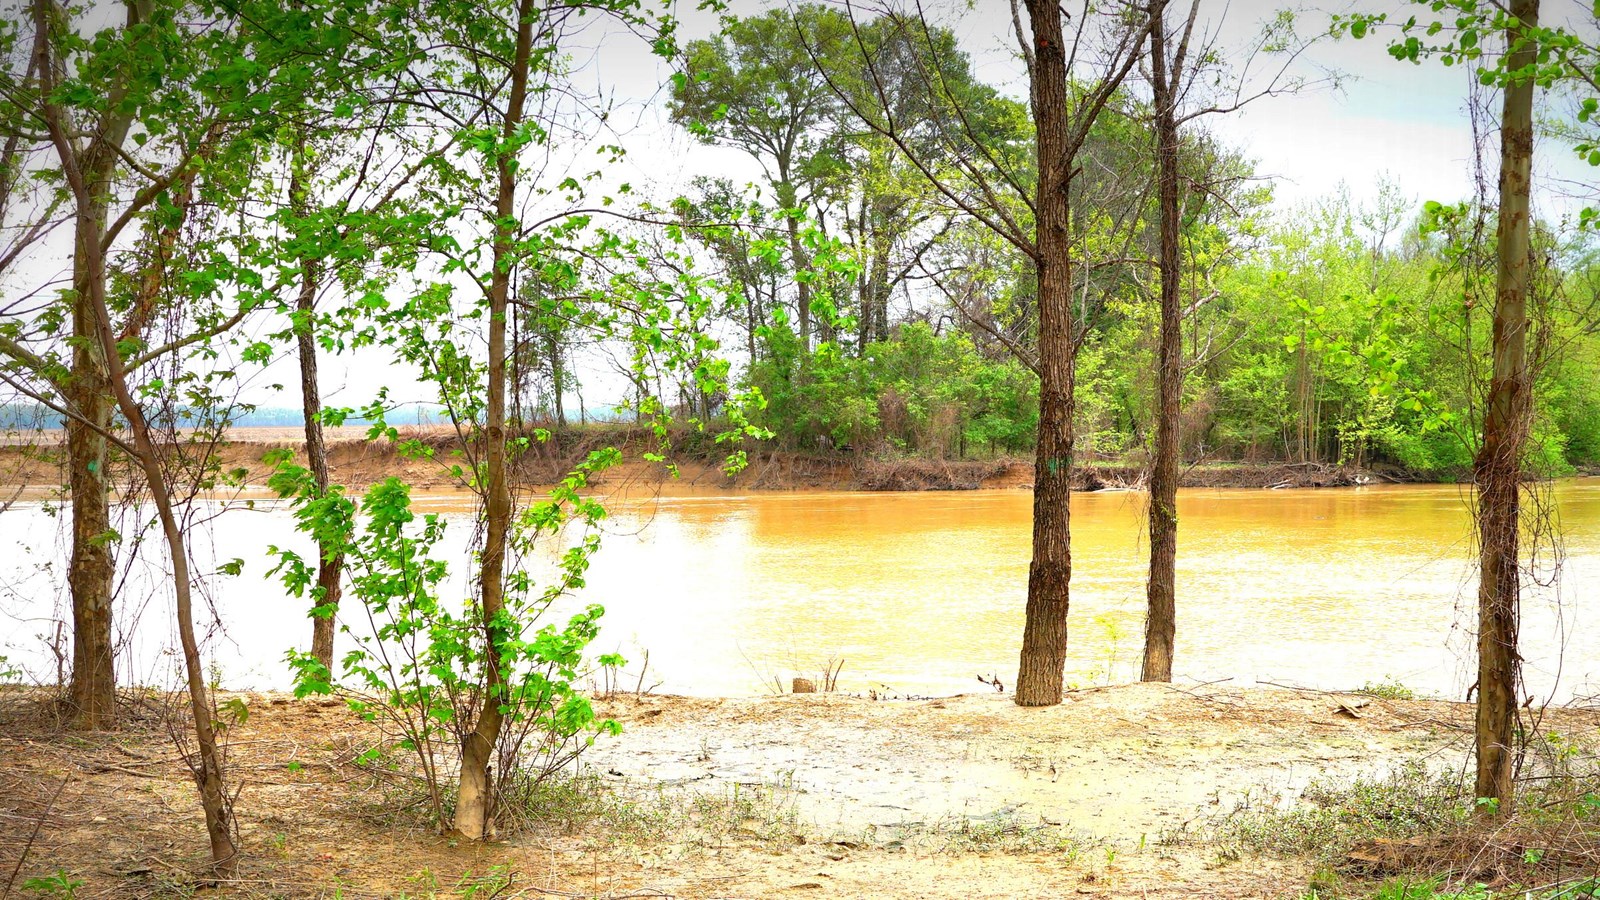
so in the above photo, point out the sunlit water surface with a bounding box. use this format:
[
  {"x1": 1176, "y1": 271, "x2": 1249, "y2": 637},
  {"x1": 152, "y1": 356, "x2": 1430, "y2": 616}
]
[{"x1": 3, "y1": 480, "x2": 1598, "y2": 701}]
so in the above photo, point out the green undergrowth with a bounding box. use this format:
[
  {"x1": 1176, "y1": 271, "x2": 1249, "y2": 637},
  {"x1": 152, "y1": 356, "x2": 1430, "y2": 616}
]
[
  {"x1": 1215, "y1": 729, "x2": 1600, "y2": 900},
  {"x1": 1358, "y1": 678, "x2": 1421, "y2": 701},
  {"x1": 1214, "y1": 761, "x2": 1471, "y2": 862},
  {"x1": 1302, "y1": 874, "x2": 1600, "y2": 900}
]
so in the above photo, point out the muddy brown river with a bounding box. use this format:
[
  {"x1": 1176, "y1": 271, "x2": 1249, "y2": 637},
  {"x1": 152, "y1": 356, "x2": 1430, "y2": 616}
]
[{"x1": 2, "y1": 480, "x2": 1598, "y2": 701}]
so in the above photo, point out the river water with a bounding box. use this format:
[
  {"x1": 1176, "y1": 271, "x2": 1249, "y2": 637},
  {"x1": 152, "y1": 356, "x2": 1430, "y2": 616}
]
[{"x1": 2, "y1": 481, "x2": 1598, "y2": 701}]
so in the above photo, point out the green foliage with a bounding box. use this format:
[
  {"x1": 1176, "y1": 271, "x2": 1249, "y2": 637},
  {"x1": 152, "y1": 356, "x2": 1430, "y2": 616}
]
[
  {"x1": 1370, "y1": 879, "x2": 1491, "y2": 900},
  {"x1": 733, "y1": 184, "x2": 1600, "y2": 474},
  {"x1": 746, "y1": 321, "x2": 1037, "y2": 456},
  {"x1": 270, "y1": 452, "x2": 623, "y2": 831},
  {"x1": 1216, "y1": 762, "x2": 1470, "y2": 862},
  {"x1": 1358, "y1": 678, "x2": 1418, "y2": 700},
  {"x1": 21, "y1": 871, "x2": 83, "y2": 899}
]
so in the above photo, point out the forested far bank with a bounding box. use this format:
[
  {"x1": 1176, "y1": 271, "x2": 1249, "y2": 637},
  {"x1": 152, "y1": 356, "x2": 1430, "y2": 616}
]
[
  {"x1": 1, "y1": 420, "x2": 1575, "y2": 498},
  {"x1": 730, "y1": 190, "x2": 1600, "y2": 483},
  {"x1": 647, "y1": 4, "x2": 1600, "y2": 484}
]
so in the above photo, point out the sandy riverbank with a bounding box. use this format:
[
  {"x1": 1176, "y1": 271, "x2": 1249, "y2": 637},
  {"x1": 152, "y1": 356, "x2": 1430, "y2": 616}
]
[
  {"x1": 5, "y1": 682, "x2": 1583, "y2": 898},
  {"x1": 0, "y1": 425, "x2": 1400, "y2": 498}
]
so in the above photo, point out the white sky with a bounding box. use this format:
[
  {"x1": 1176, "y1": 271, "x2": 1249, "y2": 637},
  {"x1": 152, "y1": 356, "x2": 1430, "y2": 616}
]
[{"x1": 610, "y1": 0, "x2": 1597, "y2": 209}]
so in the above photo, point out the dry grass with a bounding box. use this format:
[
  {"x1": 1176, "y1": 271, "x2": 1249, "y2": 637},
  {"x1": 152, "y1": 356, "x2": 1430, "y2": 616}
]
[
  {"x1": 1209, "y1": 723, "x2": 1600, "y2": 897},
  {"x1": 0, "y1": 686, "x2": 1346, "y2": 898}
]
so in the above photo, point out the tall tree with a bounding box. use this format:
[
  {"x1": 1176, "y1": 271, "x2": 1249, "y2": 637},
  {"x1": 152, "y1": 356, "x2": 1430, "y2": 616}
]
[
  {"x1": 670, "y1": 5, "x2": 853, "y2": 351},
  {"x1": 1474, "y1": 0, "x2": 1538, "y2": 807},
  {"x1": 18, "y1": 0, "x2": 255, "y2": 865},
  {"x1": 1338, "y1": 0, "x2": 1591, "y2": 807},
  {"x1": 273, "y1": 94, "x2": 440, "y2": 675},
  {"x1": 0, "y1": 0, "x2": 185, "y2": 728},
  {"x1": 1138, "y1": 3, "x2": 1315, "y2": 682},
  {"x1": 287, "y1": 143, "x2": 344, "y2": 676},
  {"x1": 387, "y1": 0, "x2": 719, "y2": 840},
  {"x1": 451, "y1": 0, "x2": 534, "y2": 839},
  {"x1": 812, "y1": 0, "x2": 1162, "y2": 704},
  {"x1": 1141, "y1": 0, "x2": 1185, "y2": 682}
]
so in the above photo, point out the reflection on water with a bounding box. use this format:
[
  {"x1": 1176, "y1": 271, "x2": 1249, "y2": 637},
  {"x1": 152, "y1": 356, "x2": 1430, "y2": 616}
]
[{"x1": 2, "y1": 480, "x2": 1598, "y2": 700}]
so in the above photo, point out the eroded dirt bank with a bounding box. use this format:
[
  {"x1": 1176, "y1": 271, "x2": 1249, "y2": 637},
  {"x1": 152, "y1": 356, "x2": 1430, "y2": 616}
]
[
  {"x1": 0, "y1": 425, "x2": 1402, "y2": 496},
  {"x1": 5, "y1": 683, "x2": 1575, "y2": 899}
]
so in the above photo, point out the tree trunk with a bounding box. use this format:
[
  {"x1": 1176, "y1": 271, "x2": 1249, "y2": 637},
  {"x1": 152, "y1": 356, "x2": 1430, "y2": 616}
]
[
  {"x1": 33, "y1": 0, "x2": 232, "y2": 861},
  {"x1": 290, "y1": 153, "x2": 343, "y2": 676},
  {"x1": 65, "y1": 373, "x2": 116, "y2": 728},
  {"x1": 1015, "y1": 0, "x2": 1077, "y2": 707},
  {"x1": 867, "y1": 234, "x2": 891, "y2": 346},
  {"x1": 72, "y1": 183, "x2": 238, "y2": 876},
  {"x1": 746, "y1": 269, "x2": 759, "y2": 363},
  {"x1": 779, "y1": 181, "x2": 812, "y2": 351},
  {"x1": 1474, "y1": 0, "x2": 1537, "y2": 810},
  {"x1": 855, "y1": 202, "x2": 871, "y2": 353},
  {"x1": 454, "y1": 0, "x2": 535, "y2": 841},
  {"x1": 547, "y1": 330, "x2": 566, "y2": 428},
  {"x1": 97, "y1": 358, "x2": 238, "y2": 872},
  {"x1": 1142, "y1": 4, "x2": 1181, "y2": 683}
]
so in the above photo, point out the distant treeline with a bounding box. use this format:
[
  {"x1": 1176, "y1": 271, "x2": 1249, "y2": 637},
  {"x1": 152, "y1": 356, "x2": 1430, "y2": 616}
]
[{"x1": 0, "y1": 404, "x2": 450, "y2": 431}]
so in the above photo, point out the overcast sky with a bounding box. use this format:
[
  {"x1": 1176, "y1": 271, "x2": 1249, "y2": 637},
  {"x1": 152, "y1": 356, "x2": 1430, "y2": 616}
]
[{"x1": 602, "y1": 0, "x2": 1598, "y2": 211}]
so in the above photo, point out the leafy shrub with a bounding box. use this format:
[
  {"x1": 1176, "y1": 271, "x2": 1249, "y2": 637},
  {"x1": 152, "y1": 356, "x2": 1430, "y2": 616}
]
[
  {"x1": 746, "y1": 319, "x2": 1036, "y2": 456},
  {"x1": 270, "y1": 449, "x2": 622, "y2": 833}
]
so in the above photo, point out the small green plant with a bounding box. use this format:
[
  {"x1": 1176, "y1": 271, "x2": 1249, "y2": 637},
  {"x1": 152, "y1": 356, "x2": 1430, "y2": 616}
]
[
  {"x1": 1087, "y1": 613, "x2": 1125, "y2": 685},
  {"x1": 1358, "y1": 677, "x2": 1417, "y2": 700},
  {"x1": 457, "y1": 865, "x2": 514, "y2": 898},
  {"x1": 213, "y1": 696, "x2": 249, "y2": 735},
  {"x1": 1371, "y1": 878, "x2": 1490, "y2": 900},
  {"x1": 22, "y1": 870, "x2": 84, "y2": 899},
  {"x1": 271, "y1": 451, "x2": 625, "y2": 835},
  {"x1": 1306, "y1": 865, "x2": 1341, "y2": 896}
]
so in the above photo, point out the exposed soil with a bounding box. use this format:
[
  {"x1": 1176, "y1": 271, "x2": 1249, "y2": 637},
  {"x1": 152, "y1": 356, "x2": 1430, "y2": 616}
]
[
  {"x1": 0, "y1": 426, "x2": 1411, "y2": 498},
  {"x1": 5, "y1": 683, "x2": 1585, "y2": 899}
]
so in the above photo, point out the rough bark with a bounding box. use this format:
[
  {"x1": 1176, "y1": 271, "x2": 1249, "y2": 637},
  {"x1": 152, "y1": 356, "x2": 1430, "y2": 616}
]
[
  {"x1": 454, "y1": 0, "x2": 534, "y2": 841},
  {"x1": 1141, "y1": 4, "x2": 1181, "y2": 683},
  {"x1": 60, "y1": 112, "x2": 209, "y2": 729},
  {"x1": 289, "y1": 151, "x2": 343, "y2": 676},
  {"x1": 1015, "y1": 0, "x2": 1077, "y2": 707},
  {"x1": 867, "y1": 234, "x2": 891, "y2": 346},
  {"x1": 65, "y1": 372, "x2": 116, "y2": 727},
  {"x1": 50, "y1": 16, "x2": 123, "y2": 730},
  {"x1": 35, "y1": 0, "x2": 237, "y2": 866},
  {"x1": 1473, "y1": 0, "x2": 1537, "y2": 809}
]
